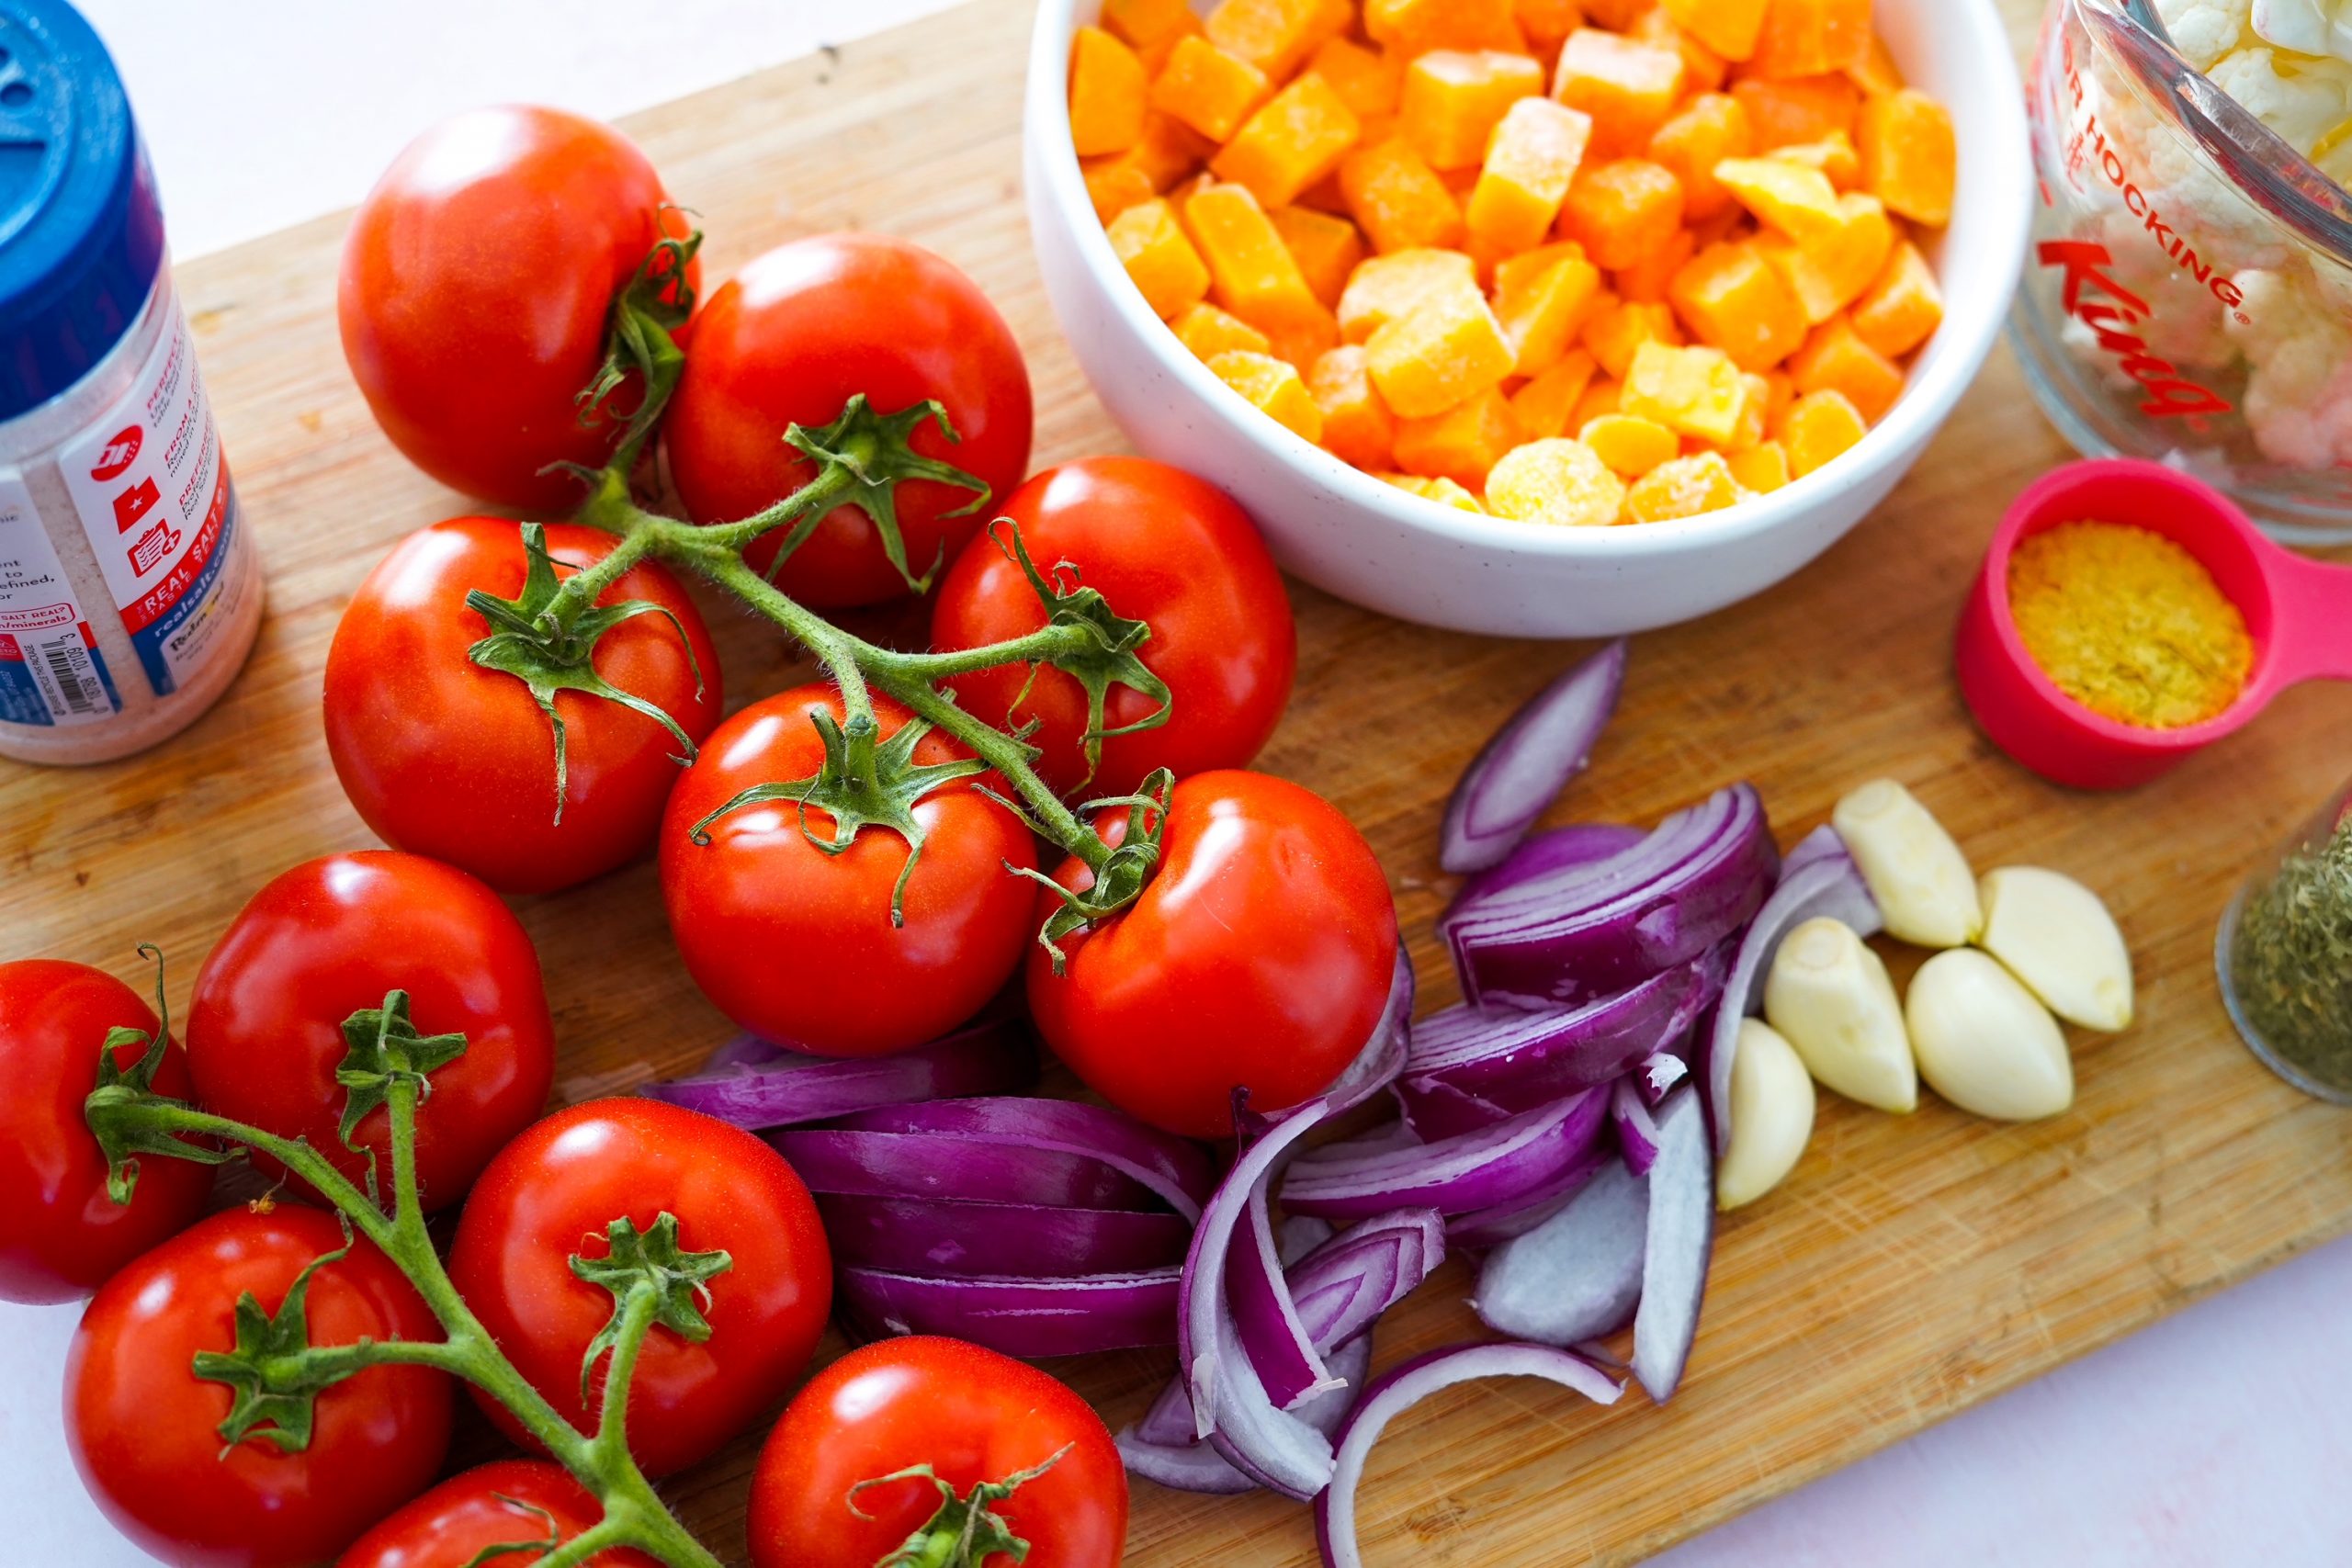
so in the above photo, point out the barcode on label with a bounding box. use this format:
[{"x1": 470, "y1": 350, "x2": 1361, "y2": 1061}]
[{"x1": 43, "y1": 638, "x2": 99, "y2": 715}]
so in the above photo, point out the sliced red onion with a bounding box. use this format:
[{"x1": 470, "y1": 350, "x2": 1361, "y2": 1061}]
[
  {"x1": 1180, "y1": 1100, "x2": 1330, "y2": 1434},
  {"x1": 1442, "y1": 1136, "x2": 1612, "y2": 1250},
  {"x1": 1283, "y1": 1207, "x2": 1446, "y2": 1350},
  {"x1": 839, "y1": 1264, "x2": 1182, "y2": 1356},
  {"x1": 813, "y1": 1194, "x2": 1191, "y2": 1278},
  {"x1": 1445, "y1": 783, "x2": 1778, "y2": 1010},
  {"x1": 771, "y1": 1128, "x2": 1157, "y2": 1211},
  {"x1": 643, "y1": 1016, "x2": 1036, "y2": 1131},
  {"x1": 1278, "y1": 1215, "x2": 1335, "y2": 1264},
  {"x1": 1231, "y1": 1176, "x2": 1344, "y2": 1411},
  {"x1": 824, "y1": 1097, "x2": 1216, "y2": 1222},
  {"x1": 1440, "y1": 640, "x2": 1628, "y2": 874},
  {"x1": 1473, "y1": 1158, "x2": 1648, "y2": 1345},
  {"x1": 702, "y1": 1032, "x2": 788, "y2": 1071},
  {"x1": 1452, "y1": 822, "x2": 1645, "y2": 912},
  {"x1": 1393, "y1": 1078, "x2": 1517, "y2": 1143},
  {"x1": 1281, "y1": 1089, "x2": 1607, "y2": 1224},
  {"x1": 1701, "y1": 833, "x2": 1881, "y2": 1154},
  {"x1": 1630, "y1": 1089, "x2": 1713, "y2": 1404},
  {"x1": 1635, "y1": 1046, "x2": 1690, "y2": 1108},
  {"x1": 1317, "y1": 1344, "x2": 1623, "y2": 1568},
  {"x1": 1781, "y1": 821, "x2": 1850, "y2": 879},
  {"x1": 1114, "y1": 1429, "x2": 1259, "y2": 1495},
  {"x1": 1122, "y1": 1336, "x2": 1374, "y2": 1495},
  {"x1": 1611, "y1": 1077, "x2": 1661, "y2": 1177}
]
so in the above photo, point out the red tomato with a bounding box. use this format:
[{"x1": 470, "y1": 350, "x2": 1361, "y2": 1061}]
[
  {"x1": 931, "y1": 457, "x2": 1297, "y2": 799},
  {"x1": 447, "y1": 1099, "x2": 831, "y2": 1478},
  {"x1": 748, "y1": 1337, "x2": 1124, "y2": 1568},
  {"x1": 336, "y1": 1460, "x2": 657, "y2": 1568},
  {"x1": 660, "y1": 684, "x2": 1038, "y2": 1055},
  {"x1": 187, "y1": 852, "x2": 555, "y2": 1213},
  {"x1": 67, "y1": 1204, "x2": 452, "y2": 1568},
  {"x1": 324, "y1": 518, "x2": 724, "y2": 895},
  {"x1": 0, "y1": 960, "x2": 211, "y2": 1303},
  {"x1": 1027, "y1": 771, "x2": 1398, "y2": 1137},
  {"x1": 340, "y1": 106, "x2": 697, "y2": 511},
  {"x1": 663, "y1": 233, "x2": 1033, "y2": 607}
]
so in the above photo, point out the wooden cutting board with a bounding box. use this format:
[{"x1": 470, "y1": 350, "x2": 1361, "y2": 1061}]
[{"x1": 10, "y1": 0, "x2": 2352, "y2": 1562}]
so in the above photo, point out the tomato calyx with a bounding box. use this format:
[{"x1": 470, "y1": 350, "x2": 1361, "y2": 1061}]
[
  {"x1": 577, "y1": 220, "x2": 704, "y2": 471},
  {"x1": 467, "y1": 521, "x2": 707, "y2": 825},
  {"x1": 847, "y1": 1444, "x2": 1071, "y2": 1568},
  {"x1": 988, "y1": 520, "x2": 1172, "y2": 791},
  {"x1": 1001, "y1": 769, "x2": 1175, "y2": 975},
  {"x1": 568, "y1": 1213, "x2": 732, "y2": 1404},
  {"x1": 766, "y1": 395, "x2": 993, "y2": 595},
  {"x1": 333, "y1": 989, "x2": 468, "y2": 1191},
  {"x1": 453, "y1": 1496, "x2": 564, "y2": 1568},
  {"x1": 84, "y1": 944, "x2": 234, "y2": 1204},
  {"x1": 189, "y1": 1224, "x2": 371, "y2": 1456}
]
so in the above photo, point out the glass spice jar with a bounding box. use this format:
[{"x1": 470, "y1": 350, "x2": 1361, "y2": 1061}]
[{"x1": 2218, "y1": 773, "x2": 2352, "y2": 1103}]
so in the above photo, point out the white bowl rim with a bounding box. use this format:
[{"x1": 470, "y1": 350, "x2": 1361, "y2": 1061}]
[{"x1": 1025, "y1": 0, "x2": 2032, "y2": 563}]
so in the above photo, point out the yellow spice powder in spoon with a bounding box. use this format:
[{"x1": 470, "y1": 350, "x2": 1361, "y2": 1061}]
[{"x1": 2007, "y1": 521, "x2": 2254, "y2": 729}]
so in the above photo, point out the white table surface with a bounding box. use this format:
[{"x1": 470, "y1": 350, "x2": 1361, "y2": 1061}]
[{"x1": 10, "y1": 3, "x2": 2350, "y2": 1563}]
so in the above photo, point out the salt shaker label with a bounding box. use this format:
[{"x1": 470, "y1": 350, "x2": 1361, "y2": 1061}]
[{"x1": 0, "y1": 473, "x2": 121, "y2": 727}]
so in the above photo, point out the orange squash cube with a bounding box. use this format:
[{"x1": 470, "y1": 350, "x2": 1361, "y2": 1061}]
[
  {"x1": 1749, "y1": 0, "x2": 1871, "y2": 80},
  {"x1": 1209, "y1": 351, "x2": 1326, "y2": 441},
  {"x1": 1510, "y1": 349, "x2": 1601, "y2": 438},
  {"x1": 1731, "y1": 73, "x2": 1860, "y2": 150},
  {"x1": 1215, "y1": 73, "x2": 1365, "y2": 209},
  {"x1": 1647, "y1": 93, "x2": 1752, "y2": 221},
  {"x1": 1621, "y1": 338, "x2": 1749, "y2": 444},
  {"x1": 1312, "y1": 37, "x2": 1405, "y2": 119},
  {"x1": 1340, "y1": 139, "x2": 1468, "y2": 254},
  {"x1": 1727, "y1": 440, "x2": 1792, "y2": 492},
  {"x1": 1559, "y1": 158, "x2": 1686, "y2": 272},
  {"x1": 1206, "y1": 0, "x2": 1352, "y2": 81},
  {"x1": 1365, "y1": 0, "x2": 1527, "y2": 57},
  {"x1": 1775, "y1": 388, "x2": 1867, "y2": 476},
  {"x1": 1091, "y1": 110, "x2": 1216, "y2": 204},
  {"x1": 1579, "y1": 412, "x2": 1680, "y2": 476},
  {"x1": 1551, "y1": 29, "x2": 1687, "y2": 158},
  {"x1": 1858, "y1": 88, "x2": 1955, "y2": 227},
  {"x1": 1401, "y1": 51, "x2": 1548, "y2": 171},
  {"x1": 1184, "y1": 183, "x2": 1334, "y2": 346},
  {"x1": 1714, "y1": 157, "x2": 1846, "y2": 243},
  {"x1": 1085, "y1": 161, "x2": 1158, "y2": 223},
  {"x1": 1486, "y1": 437, "x2": 1628, "y2": 526},
  {"x1": 1494, "y1": 242, "x2": 1606, "y2": 374},
  {"x1": 1152, "y1": 36, "x2": 1273, "y2": 142},
  {"x1": 1845, "y1": 32, "x2": 1905, "y2": 98},
  {"x1": 1625, "y1": 7, "x2": 1727, "y2": 94},
  {"x1": 1849, "y1": 240, "x2": 1944, "y2": 358},
  {"x1": 1663, "y1": 0, "x2": 1768, "y2": 62},
  {"x1": 1172, "y1": 301, "x2": 1275, "y2": 359},
  {"x1": 1271, "y1": 206, "x2": 1366, "y2": 308},
  {"x1": 1466, "y1": 98, "x2": 1595, "y2": 257},
  {"x1": 1364, "y1": 276, "x2": 1519, "y2": 417},
  {"x1": 1576, "y1": 375, "x2": 1624, "y2": 425},
  {"x1": 1395, "y1": 384, "x2": 1523, "y2": 488},
  {"x1": 1516, "y1": 0, "x2": 1585, "y2": 58},
  {"x1": 1108, "y1": 198, "x2": 1212, "y2": 318},
  {"x1": 1581, "y1": 0, "x2": 1650, "y2": 25},
  {"x1": 1386, "y1": 473, "x2": 1490, "y2": 511},
  {"x1": 1668, "y1": 239, "x2": 1809, "y2": 370},
  {"x1": 1724, "y1": 370, "x2": 1772, "y2": 450},
  {"x1": 1339, "y1": 248, "x2": 1478, "y2": 340},
  {"x1": 1770, "y1": 131, "x2": 1860, "y2": 188},
  {"x1": 1581, "y1": 297, "x2": 1680, "y2": 379},
  {"x1": 1071, "y1": 28, "x2": 1149, "y2": 157},
  {"x1": 1755, "y1": 192, "x2": 1893, "y2": 323},
  {"x1": 1103, "y1": 0, "x2": 1196, "y2": 51},
  {"x1": 1613, "y1": 225, "x2": 1694, "y2": 304},
  {"x1": 1624, "y1": 451, "x2": 1745, "y2": 521},
  {"x1": 1787, "y1": 313, "x2": 1905, "y2": 422},
  {"x1": 1307, "y1": 345, "x2": 1399, "y2": 468}
]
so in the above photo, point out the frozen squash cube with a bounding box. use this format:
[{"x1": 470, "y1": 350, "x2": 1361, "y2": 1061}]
[
  {"x1": 1668, "y1": 239, "x2": 1809, "y2": 369},
  {"x1": 1209, "y1": 351, "x2": 1326, "y2": 441},
  {"x1": 1401, "y1": 51, "x2": 1548, "y2": 171},
  {"x1": 1495, "y1": 242, "x2": 1606, "y2": 374},
  {"x1": 1085, "y1": 160, "x2": 1159, "y2": 224},
  {"x1": 1647, "y1": 92, "x2": 1753, "y2": 221},
  {"x1": 1486, "y1": 438, "x2": 1628, "y2": 526},
  {"x1": 1394, "y1": 385, "x2": 1522, "y2": 488},
  {"x1": 1108, "y1": 198, "x2": 1213, "y2": 318},
  {"x1": 1727, "y1": 440, "x2": 1792, "y2": 491},
  {"x1": 1152, "y1": 36, "x2": 1273, "y2": 142},
  {"x1": 1731, "y1": 73, "x2": 1860, "y2": 150},
  {"x1": 1775, "y1": 388, "x2": 1867, "y2": 475},
  {"x1": 1088, "y1": 110, "x2": 1216, "y2": 207},
  {"x1": 1516, "y1": 0, "x2": 1584, "y2": 58},
  {"x1": 1184, "y1": 183, "x2": 1334, "y2": 344},
  {"x1": 1386, "y1": 472, "x2": 1489, "y2": 511},
  {"x1": 1578, "y1": 412, "x2": 1680, "y2": 476},
  {"x1": 1857, "y1": 89, "x2": 1955, "y2": 227},
  {"x1": 1308, "y1": 344, "x2": 1399, "y2": 468},
  {"x1": 1846, "y1": 32, "x2": 1905, "y2": 98},
  {"x1": 1576, "y1": 374, "x2": 1623, "y2": 425},
  {"x1": 1624, "y1": 451, "x2": 1745, "y2": 521},
  {"x1": 1755, "y1": 192, "x2": 1893, "y2": 323},
  {"x1": 1581, "y1": 297, "x2": 1680, "y2": 379},
  {"x1": 1215, "y1": 73, "x2": 1365, "y2": 209},
  {"x1": 1364, "y1": 276, "x2": 1519, "y2": 416},
  {"x1": 1749, "y1": 0, "x2": 1871, "y2": 80},
  {"x1": 1365, "y1": 0, "x2": 1526, "y2": 57},
  {"x1": 1770, "y1": 131, "x2": 1860, "y2": 188},
  {"x1": 1339, "y1": 247, "x2": 1479, "y2": 341},
  {"x1": 1625, "y1": 7, "x2": 1727, "y2": 94},
  {"x1": 1580, "y1": 0, "x2": 1650, "y2": 25},
  {"x1": 1663, "y1": 0, "x2": 1769, "y2": 62},
  {"x1": 1787, "y1": 313, "x2": 1905, "y2": 422},
  {"x1": 1104, "y1": 0, "x2": 1196, "y2": 51},
  {"x1": 1621, "y1": 338, "x2": 1749, "y2": 444},
  {"x1": 1849, "y1": 240, "x2": 1944, "y2": 358},
  {"x1": 1312, "y1": 37, "x2": 1405, "y2": 118},
  {"x1": 1510, "y1": 349, "x2": 1600, "y2": 438},
  {"x1": 1071, "y1": 28, "x2": 1149, "y2": 157},
  {"x1": 1551, "y1": 29, "x2": 1687, "y2": 157},
  {"x1": 1340, "y1": 139, "x2": 1468, "y2": 254},
  {"x1": 1466, "y1": 98, "x2": 1594, "y2": 256},
  {"x1": 1206, "y1": 0, "x2": 1352, "y2": 80},
  {"x1": 1272, "y1": 205, "x2": 1367, "y2": 307},
  {"x1": 1172, "y1": 301, "x2": 1275, "y2": 359},
  {"x1": 1613, "y1": 225, "x2": 1694, "y2": 305},
  {"x1": 1722, "y1": 370, "x2": 1772, "y2": 451},
  {"x1": 1559, "y1": 158, "x2": 1686, "y2": 272},
  {"x1": 1714, "y1": 157, "x2": 1846, "y2": 243}
]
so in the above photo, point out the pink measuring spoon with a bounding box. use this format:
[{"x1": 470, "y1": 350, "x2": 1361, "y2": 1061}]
[{"x1": 1956, "y1": 459, "x2": 2352, "y2": 790}]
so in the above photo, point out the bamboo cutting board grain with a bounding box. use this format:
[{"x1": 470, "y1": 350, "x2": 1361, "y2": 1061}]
[{"x1": 10, "y1": 1, "x2": 2352, "y2": 1562}]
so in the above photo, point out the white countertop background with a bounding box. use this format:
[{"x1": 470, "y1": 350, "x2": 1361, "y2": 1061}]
[{"x1": 8, "y1": 3, "x2": 2349, "y2": 1562}]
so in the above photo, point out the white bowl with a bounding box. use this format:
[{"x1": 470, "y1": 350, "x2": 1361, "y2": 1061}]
[{"x1": 1023, "y1": 1, "x2": 2031, "y2": 638}]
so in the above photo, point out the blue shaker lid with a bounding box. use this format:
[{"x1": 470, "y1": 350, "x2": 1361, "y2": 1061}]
[{"x1": 0, "y1": 0, "x2": 162, "y2": 423}]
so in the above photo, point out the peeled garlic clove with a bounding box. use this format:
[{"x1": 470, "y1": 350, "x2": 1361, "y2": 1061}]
[
  {"x1": 1978, "y1": 866, "x2": 2133, "y2": 1032},
  {"x1": 1718, "y1": 1018, "x2": 1815, "y2": 1211},
  {"x1": 1905, "y1": 949, "x2": 2074, "y2": 1121},
  {"x1": 1763, "y1": 916, "x2": 1917, "y2": 1112},
  {"x1": 1832, "y1": 779, "x2": 1983, "y2": 948}
]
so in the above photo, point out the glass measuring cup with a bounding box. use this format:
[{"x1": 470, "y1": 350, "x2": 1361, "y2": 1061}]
[{"x1": 2012, "y1": 0, "x2": 2352, "y2": 544}]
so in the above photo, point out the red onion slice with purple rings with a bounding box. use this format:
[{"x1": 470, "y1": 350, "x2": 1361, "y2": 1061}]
[
  {"x1": 813, "y1": 1193, "x2": 1193, "y2": 1278},
  {"x1": 1630, "y1": 1089, "x2": 1713, "y2": 1403},
  {"x1": 837, "y1": 1265, "x2": 1183, "y2": 1357},
  {"x1": 1280, "y1": 1088, "x2": 1608, "y2": 1224},
  {"x1": 822, "y1": 1096, "x2": 1216, "y2": 1222},
  {"x1": 642, "y1": 1013, "x2": 1036, "y2": 1130},
  {"x1": 1440, "y1": 640, "x2": 1628, "y2": 874},
  {"x1": 1472, "y1": 1157, "x2": 1648, "y2": 1345}
]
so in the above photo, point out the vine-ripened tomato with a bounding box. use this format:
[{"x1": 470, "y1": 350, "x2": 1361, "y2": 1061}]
[
  {"x1": 1028, "y1": 771, "x2": 1399, "y2": 1138},
  {"x1": 336, "y1": 1459, "x2": 657, "y2": 1568},
  {"x1": 659, "y1": 684, "x2": 1039, "y2": 1055},
  {"x1": 748, "y1": 1337, "x2": 1125, "y2": 1568},
  {"x1": 323, "y1": 518, "x2": 724, "y2": 895},
  {"x1": 0, "y1": 960, "x2": 212, "y2": 1303},
  {"x1": 187, "y1": 852, "x2": 555, "y2": 1213},
  {"x1": 931, "y1": 457, "x2": 1297, "y2": 799},
  {"x1": 447, "y1": 1099, "x2": 831, "y2": 1479},
  {"x1": 67, "y1": 1204, "x2": 452, "y2": 1568},
  {"x1": 339, "y1": 106, "x2": 697, "y2": 511},
  {"x1": 663, "y1": 233, "x2": 1033, "y2": 608}
]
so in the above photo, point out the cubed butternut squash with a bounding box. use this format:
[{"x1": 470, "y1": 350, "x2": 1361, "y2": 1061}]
[
  {"x1": 1340, "y1": 138, "x2": 1468, "y2": 253},
  {"x1": 1395, "y1": 385, "x2": 1523, "y2": 488},
  {"x1": 1467, "y1": 98, "x2": 1594, "y2": 257},
  {"x1": 1621, "y1": 338, "x2": 1750, "y2": 444},
  {"x1": 1205, "y1": 0, "x2": 1352, "y2": 81},
  {"x1": 1559, "y1": 158, "x2": 1686, "y2": 272},
  {"x1": 1085, "y1": 161, "x2": 1159, "y2": 223},
  {"x1": 1152, "y1": 36, "x2": 1273, "y2": 142},
  {"x1": 1749, "y1": 0, "x2": 1872, "y2": 80},
  {"x1": 1613, "y1": 225, "x2": 1694, "y2": 304},
  {"x1": 1515, "y1": 0, "x2": 1585, "y2": 58},
  {"x1": 1071, "y1": 28, "x2": 1149, "y2": 156},
  {"x1": 1668, "y1": 239, "x2": 1809, "y2": 369},
  {"x1": 1510, "y1": 349, "x2": 1600, "y2": 438},
  {"x1": 1624, "y1": 451, "x2": 1745, "y2": 520},
  {"x1": 1271, "y1": 205, "x2": 1366, "y2": 307},
  {"x1": 1364, "y1": 0, "x2": 1527, "y2": 57},
  {"x1": 1401, "y1": 51, "x2": 1548, "y2": 170},
  {"x1": 1338, "y1": 247, "x2": 1479, "y2": 341},
  {"x1": 1215, "y1": 73, "x2": 1364, "y2": 208},
  {"x1": 1209, "y1": 350, "x2": 1326, "y2": 440},
  {"x1": 1184, "y1": 182, "x2": 1334, "y2": 344},
  {"x1": 1730, "y1": 73, "x2": 1860, "y2": 150},
  {"x1": 1857, "y1": 88, "x2": 1955, "y2": 227},
  {"x1": 1845, "y1": 32, "x2": 1905, "y2": 98},
  {"x1": 1551, "y1": 29, "x2": 1687, "y2": 157},
  {"x1": 1770, "y1": 131, "x2": 1860, "y2": 188},
  {"x1": 1713, "y1": 156, "x2": 1846, "y2": 243},
  {"x1": 1364, "y1": 277, "x2": 1519, "y2": 416},
  {"x1": 1312, "y1": 37, "x2": 1404, "y2": 118},
  {"x1": 1308, "y1": 345, "x2": 1399, "y2": 468},
  {"x1": 1171, "y1": 301, "x2": 1274, "y2": 359},
  {"x1": 1108, "y1": 198, "x2": 1213, "y2": 318},
  {"x1": 1727, "y1": 440, "x2": 1792, "y2": 491},
  {"x1": 1578, "y1": 412, "x2": 1680, "y2": 475},
  {"x1": 1663, "y1": 0, "x2": 1769, "y2": 62},
  {"x1": 1575, "y1": 374, "x2": 1624, "y2": 425},
  {"x1": 1625, "y1": 7, "x2": 1727, "y2": 94},
  {"x1": 1647, "y1": 93, "x2": 1752, "y2": 221},
  {"x1": 1386, "y1": 473, "x2": 1490, "y2": 510},
  {"x1": 1103, "y1": 0, "x2": 1197, "y2": 53},
  {"x1": 1494, "y1": 242, "x2": 1606, "y2": 373},
  {"x1": 1849, "y1": 240, "x2": 1944, "y2": 358},
  {"x1": 1775, "y1": 388, "x2": 1867, "y2": 475},
  {"x1": 1581, "y1": 297, "x2": 1680, "y2": 379},
  {"x1": 1486, "y1": 437, "x2": 1628, "y2": 526},
  {"x1": 1787, "y1": 313, "x2": 1905, "y2": 422},
  {"x1": 1754, "y1": 192, "x2": 1892, "y2": 323}
]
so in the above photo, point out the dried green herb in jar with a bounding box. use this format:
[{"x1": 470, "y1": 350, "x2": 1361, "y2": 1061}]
[{"x1": 2231, "y1": 812, "x2": 2352, "y2": 1094}]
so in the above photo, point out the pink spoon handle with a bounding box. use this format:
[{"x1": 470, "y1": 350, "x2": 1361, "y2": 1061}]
[{"x1": 2267, "y1": 548, "x2": 2352, "y2": 690}]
